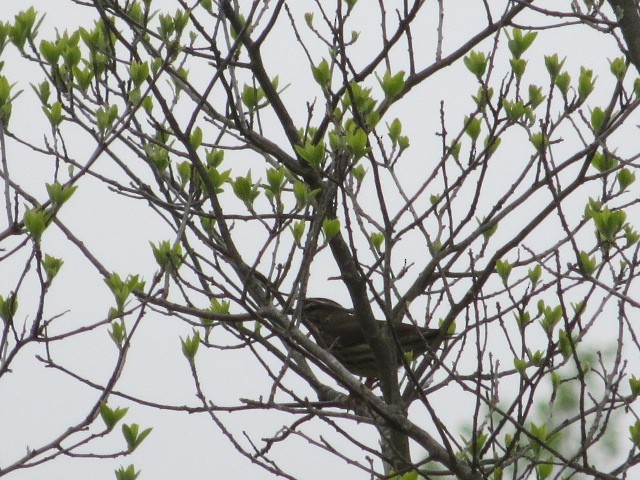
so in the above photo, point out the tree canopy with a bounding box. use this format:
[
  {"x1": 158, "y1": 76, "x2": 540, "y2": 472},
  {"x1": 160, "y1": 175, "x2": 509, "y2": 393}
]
[{"x1": 2, "y1": 1, "x2": 640, "y2": 479}]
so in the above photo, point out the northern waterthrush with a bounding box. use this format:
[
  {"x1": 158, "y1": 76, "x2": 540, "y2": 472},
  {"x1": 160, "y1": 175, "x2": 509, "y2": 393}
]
[{"x1": 301, "y1": 297, "x2": 444, "y2": 378}]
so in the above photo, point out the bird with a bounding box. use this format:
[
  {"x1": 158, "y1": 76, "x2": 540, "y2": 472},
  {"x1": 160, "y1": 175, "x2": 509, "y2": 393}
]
[{"x1": 301, "y1": 297, "x2": 445, "y2": 379}]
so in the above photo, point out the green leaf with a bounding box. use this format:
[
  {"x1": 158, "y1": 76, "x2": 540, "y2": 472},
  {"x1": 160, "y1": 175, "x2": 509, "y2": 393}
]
[
  {"x1": 464, "y1": 116, "x2": 481, "y2": 141},
  {"x1": 472, "y1": 86, "x2": 493, "y2": 108},
  {"x1": 544, "y1": 54, "x2": 565, "y2": 80},
  {"x1": 514, "y1": 311, "x2": 531, "y2": 329},
  {"x1": 351, "y1": 164, "x2": 366, "y2": 183},
  {"x1": 495, "y1": 259, "x2": 512, "y2": 285},
  {"x1": 502, "y1": 99, "x2": 527, "y2": 122},
  {"x1": 190, "y1": 126, "x2": 203, "y2": 149},
  {"x1": 507, "y1": 28, "x2": 537, "y2": 59},
  {"x1": 39, "y1": 39, "x2": 60, "y2": 64},
  {"x1": 105, "y1": 273, "x2": 145, "y2": 314},
  {"x1": 509, "y1": 58, "x2": 527, "y2": 79},
  {"x1": 609, "y1": 57, "x2": 627, "y2": 81},
  {"x1": 181, "y1": 331, "x2": 201, "y2": 360},
  {"x1": 345, "y1": 128, "x2": 369, "y2": 159},
  {"x1": 528, "y1": 84, "x2": 545, "y2": 109},
  {"x1": 23, "y1": 208, "x2": 48, "y2": 243},
  {"x1": 0, "y1": 293, "x2": 18, "y2": 324},
  {"x1": 231, "y1": 171, "x2": 260, "y2": 207},
  {"x1": 530, "y1": 132, "x2": 547, "y2": 153},
  {"x1": 46, "y1": 182, "x2": 77, "y2": 206},
  {"x1": 304, "y1": 12, "x2": 313, "y2": 27},
  {"x1": 630, "y1": 375, "x2": 640, "y2": 398},
  {"x1": 617, "y1": 168, "x2": 636, "y2": 191},
  {"x1": 42, "y1": 254, "x2": 64, "y2": 281},
  {"x1": 291, "y1": 220, "x2": 305, "y2": 246},
  {"x1": 388, "y1": 118, "x2": 402, "y2": 143},
  {"x1": 294, "y1": 141, "x2": 325, "y2": 168},
  {"x1": 528, "y1": 265, "x2": 542, "y2": 286},
  {"x1": 241, "y1": 84, "x2": 264, "y2": 110},
  {"x1": 370, "y1": 232, "x2": 384, "y2": 252},
  {"x1": 151, "y1": 240, "x2": 184, "y2": 275},
  {"x1": 591, "y1": 207, "x2": 626, "y2": 244},
  {"x1": 378, "y1": 70, "x2": 405, "y2": 100},
  {"x1": 43, "y1": 101, "x2": 63, "y2": 127},
  {"x1": 449, "y1": 141, "x2": 461, "y2": 160},
  {"x1": 590, "y1": 107, "x2": 606, "y2": 132},
  {"x1": 100, "y1": 403, "x2": 128, "y2": 431},
  {"x1": 540, "y1": 305, "x2": 563, "y2": 335},
  {"x1": 537, "y1": 460, "x2": 553, "y2": 479},
  {"x1": 579, "y1": 251, "x2": 597, "y2": 275},
  {"x1": 578, "y1": 67, "x2": 596, "y2": 100},
  {"x1": 115, "y1": 464, "x2": 140, "y2": 480},
  {"x1": 122, "y1": 423, "x2": 153, "y2": 452},
  {"x1": 177, "y1": 161, "x2": 191, "y2": 186},
  {"x1": 322, "y1": 218, "x2": 341, "y2": 241},
  {"x1": 630, "y1": 421, "x2": 640, "y2": 448},
  {"x1": 463, "y1": 51, "x2": 488, "y2": 79},
  {"x1": 514, "y1": 357, "x2": 528, "y2": 375},
  {"x1": 477, "y1": 216, "x2": 498, "y2": 241},
  {"x1": 311, "y1": 59, "x2": 331, "y2": 87},
  {"x1": 109, "y1": 320, "x2": 126, "y2": 347},
  {"x1": 590, "y1": 151, "x2": 617, "y2": 172},
  {"x1": 554, "y1": 71, "x2": 571, "y2": 96}
]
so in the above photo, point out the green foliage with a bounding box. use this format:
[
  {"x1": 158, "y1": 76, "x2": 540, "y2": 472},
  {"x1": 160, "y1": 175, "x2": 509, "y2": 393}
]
[
  {"x1": 509, "y1": 58, "x2": 527, "y2": 79},
  {"x1": 311, "y1": 59, "x2": 331, "y2": 87},
  {"x1": 115, "y1": 465, "x2": 140, "y2": 480},
  {"x1": 609, "y1": 56, "x2": 627, "y2": 80},
  {"x1": 122, "y1": 423, "x2": 152, "y2": 452},
  {"x1": 42, "y1": 254, "x2": 63, "y2": 281},
  {"x1": 495, "y1": 259, "x2": 512, "y2": 285},
  {"x1": 617, "y1": 168, "x2": 636, "y2": 191},
  {"x1": 181, "y1": 331, "x2": 201, "y2": 360},
  {"x1": 46, "y1": 182, "x2": 77, "y2": 206},
  {"x1": 43, "y1": 101, "x2": 63, "y2": 127},
  {"x1": 322, "y1": 218, "x2": 341, "y2": 241},
  {"x1": 378, "y1": 70, "x2": 405, "y2": 100},
  {"x1": 630, "y1": 376, "x2": 640, "y2": 399},
  {"x1": 630, "y1": 421, "x2": 640, "y2": 448},
  {"x1": 109, "y1": 320, "x2": 126, "y2": 347},
  {"x1": 151, "y1": 240, "x2": 184, "y2": 275},
  {"x1": 464, "y1": 116, "x2": 481, "y2": 141},
  {"x1": 590, "y1": 150, "x2": 617, "y2": 172},
  {"x1": 100, "y1": 403, "x2": 129, "y2": 431},
  {"x1": 464, "y1": 51, "x2": 488, "y2": 79},
  {"x1": 9, "y1": 7, "x2": 40, "y2": 51},
  {"x1": 591, "y1": 207, "x2": 626, "y2": 244},
  {"x1": 295, "y1": 140, "x2": 326, "y2": 168},
  {"x1": 370, "y1": 232, "x2": 384, "y2": 252},
  {"x1": 578, "y1": 67, "x2": 596, "y2": 100},
  {"x1": 554, "y1": 71, "x2": 571, "y2": 96},
  {"x1": 345, "y1": 128, "x2": 369, "y2": 159},
  {"x1": 96, "y1": 104, "x2": 119, "y2": 138},
  {"x1": 105, "y1": 273, "x2": 145, "y2": 314},
  {"x1": 530, "y1": 132, "x2": 547, "y2": 153},
  {"x1": 544, "y1": 53, "x2": 565, "y2": 80},
  {"x1": 291, "y1": 220, "x2": 305, "y2": 246},
  {"x1": 528, "y1": 84, "x2": 545, "y2": 108},
  {"x1": 579, "y1": 251, "x2": 597, "y2": 275},
  {"x1": 590, "y1": 107, "x2": 606, "y2": 132},
  {"x1": 0, "y1": 75, "x2": 15, "y2": 127},
  {"x1": 232, "y1": 171, "x2": 260, "y2": 207},
  {"x1": 0, "y1": 293, "x2": 18, "y2": 324},
  {"x1": 539, "y1": 305, "x2": 563, "y2": 334},
  {"x1": 23, "y1": 208, "x2": 48, "y2": 243},
  {"x1": 528, "y1": 265, "x2": 542, "y2": 286},
  {"x1": 507, "y1": 28, "x2": 537, "y2": 59}
]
